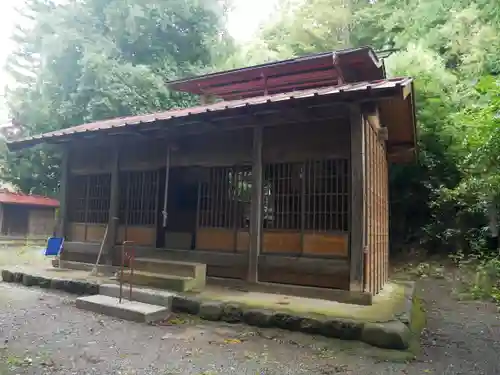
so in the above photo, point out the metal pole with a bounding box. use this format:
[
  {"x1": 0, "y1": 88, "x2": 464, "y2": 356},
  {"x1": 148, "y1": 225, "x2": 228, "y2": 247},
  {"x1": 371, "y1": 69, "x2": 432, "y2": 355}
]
[
  {"x1": 119, "y1": 242, "x2": 124, "y2": 303},
  {"x1": 129, "y1": 243, "x2": 134, "y2": 300}
]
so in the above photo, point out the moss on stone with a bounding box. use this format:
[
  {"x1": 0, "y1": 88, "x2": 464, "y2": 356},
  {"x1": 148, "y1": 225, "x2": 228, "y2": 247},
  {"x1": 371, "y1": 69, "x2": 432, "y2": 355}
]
[{"x1": 193, "y1": 282, "x2": 409, "y2": 323}]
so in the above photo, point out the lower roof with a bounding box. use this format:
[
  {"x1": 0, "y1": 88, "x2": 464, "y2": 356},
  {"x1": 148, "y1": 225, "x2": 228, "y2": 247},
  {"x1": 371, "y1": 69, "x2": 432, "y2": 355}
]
[
  {"x1": 0, "y1": 191, "x2": 59, "y2": 208},
  {"x1": 7, "y1": 77, "x2": 417, "y2": 163}
]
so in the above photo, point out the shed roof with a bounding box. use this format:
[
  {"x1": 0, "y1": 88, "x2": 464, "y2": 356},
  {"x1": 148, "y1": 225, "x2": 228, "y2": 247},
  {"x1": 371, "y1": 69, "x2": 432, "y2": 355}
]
[
  {"x1": 7, "y1": 77, "x2": 416, "y2": 163},
  {"x1": 0, "y1": 190, "x2": 59, "y2": 208}
]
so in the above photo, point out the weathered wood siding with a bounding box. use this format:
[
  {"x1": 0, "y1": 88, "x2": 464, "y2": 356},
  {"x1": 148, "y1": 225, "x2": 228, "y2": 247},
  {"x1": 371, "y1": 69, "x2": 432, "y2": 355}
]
[
  {"x1": 363, "y1": 113, "x2": 389, "y2": 295},
  {"x1": 64, "y1": 119, "x2": 354, "y2": 290}
]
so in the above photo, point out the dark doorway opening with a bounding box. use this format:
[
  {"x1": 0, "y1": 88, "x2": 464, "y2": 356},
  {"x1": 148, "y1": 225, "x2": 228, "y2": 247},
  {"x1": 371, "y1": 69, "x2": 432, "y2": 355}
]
[
  {"x1": 2, "y1": 204, "x2": 29, "y2": 236},
  {"x1": 156, "y1": 167, "x2": 200, "y2": 249}
]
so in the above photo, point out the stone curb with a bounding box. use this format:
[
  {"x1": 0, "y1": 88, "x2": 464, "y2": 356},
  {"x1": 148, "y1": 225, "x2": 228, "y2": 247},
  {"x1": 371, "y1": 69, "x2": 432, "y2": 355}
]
[
  {"x1": 1, "y1": 269, "x2": 99, "y2": 296},
  {"x1": 2, "y1": 269, "x2": 420, "y2": 351},
  {"x1": 171, "y1": 294, "x2": 415, "y2": 350},
  {"x1": 394, "y1": 281, "x2": 416, "y2": 328}
]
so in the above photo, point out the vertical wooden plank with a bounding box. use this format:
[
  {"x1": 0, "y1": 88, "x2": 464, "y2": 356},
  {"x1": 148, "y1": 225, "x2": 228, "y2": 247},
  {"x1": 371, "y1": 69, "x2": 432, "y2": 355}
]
[
  {"x1": 105, "y1": 146, "x2": 120, "y2": 264},
  {"x1": 0, "y1": 203, "x2": 4, "y2": 235},
  {"x1": 350, "y1": 105, "x2": 365, "y2": 292},
  {"x1": 56, "y1": 145, "x2": 69, "y2": 238},
  {"x1": 300, "y1": 163, "x2": 306, "y2": 254},
  {"x1": 248, "y1": 125, "x2": 263, "y2": 283}
]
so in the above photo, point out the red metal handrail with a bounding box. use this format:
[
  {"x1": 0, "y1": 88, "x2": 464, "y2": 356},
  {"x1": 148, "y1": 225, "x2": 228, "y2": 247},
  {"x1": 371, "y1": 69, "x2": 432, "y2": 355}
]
[{"x1": 119, "y1": 241, "x2": 135, "y2": 303}]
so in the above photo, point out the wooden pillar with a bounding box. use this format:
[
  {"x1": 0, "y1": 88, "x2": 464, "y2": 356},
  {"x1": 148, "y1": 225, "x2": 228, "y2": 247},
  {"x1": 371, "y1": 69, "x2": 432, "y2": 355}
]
[
  {"x1": 105, "y1": 146, "x2": 120, "y2": 265},
  {"x1": 0, "y1": 203, "x2": 4, "y2": 235},
  {"x1": 56, "y1": 145, "x2": 69, "y2": 238},
  {"x1": 349, "y1": 104, "x2": 366, "y2": 292},
  {"x1": 248, "y1": 125, "x2": 263, "y2": 283}
]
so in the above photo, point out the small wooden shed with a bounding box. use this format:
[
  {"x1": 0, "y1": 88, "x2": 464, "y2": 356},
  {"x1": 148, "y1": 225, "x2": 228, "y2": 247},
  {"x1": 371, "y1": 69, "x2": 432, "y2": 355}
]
[
  {"x1": 0, "y1": 190, "x2": 59, "y2": 237},
  {"x1": 8, "y1": 46, "x2": 416, "y2": 302}
]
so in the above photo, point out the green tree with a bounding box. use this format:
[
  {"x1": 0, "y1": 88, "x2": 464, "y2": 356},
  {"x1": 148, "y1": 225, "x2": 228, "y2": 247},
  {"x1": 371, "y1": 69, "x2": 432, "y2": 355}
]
[{"x1": 3, "y1": 0, "x2": 233, "y2": 195}]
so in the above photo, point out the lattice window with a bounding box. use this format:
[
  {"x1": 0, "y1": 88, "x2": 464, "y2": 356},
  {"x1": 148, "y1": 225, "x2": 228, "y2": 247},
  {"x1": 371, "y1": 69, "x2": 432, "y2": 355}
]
[
  {"x1": 198, "y1": 166, "x2": 252, "y2": 229},
  {"x1": 68, "y1": 175, "x2": 87, "y2": 222},
  {"x1": 304, "y1": 159, "x2": 349, "y2": 232},
  {"x1": 263, "y1": 159, "x2": 349, "y2": 232},
  {"x1": 87, "y1": 174, "x2": 111, "y2": 223},
  {"x1": 67, "y1": 174, "x2": 111, "y2": 223},
  {"x1": 119, "y1": 170, "x2": 159, "y2": 226},
  {"x1": 263, "y1": 163, "x2": 302, "y2": 230}
]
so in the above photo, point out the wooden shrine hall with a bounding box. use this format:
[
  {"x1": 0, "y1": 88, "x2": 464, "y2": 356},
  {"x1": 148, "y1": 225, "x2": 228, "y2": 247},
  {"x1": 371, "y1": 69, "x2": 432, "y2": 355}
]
[{"x1": 8, "y1": 46, "x2": 417, "y2": 303}]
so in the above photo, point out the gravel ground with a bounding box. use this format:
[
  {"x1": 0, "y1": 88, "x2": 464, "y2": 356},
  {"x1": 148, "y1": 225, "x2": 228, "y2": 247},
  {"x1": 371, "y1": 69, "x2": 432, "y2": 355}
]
[{"x1": 0, "y1": 278, "x2": 499, "y2": 375}]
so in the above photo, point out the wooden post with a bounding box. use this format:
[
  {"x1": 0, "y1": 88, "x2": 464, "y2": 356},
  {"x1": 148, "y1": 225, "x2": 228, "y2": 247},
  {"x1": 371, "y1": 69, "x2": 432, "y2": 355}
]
[
  {"x1": 105, "y1": 146, "x2": 120, "y2": 265},
  {"x1": 56, "y1": 145, "x2": 69, "y2": 238},
  {"x1": 350, "y1": 104, "x2": 366, "y2": 292},
  {"x1": 248, "y1": 125, "x2": 263, "y2": 283}
]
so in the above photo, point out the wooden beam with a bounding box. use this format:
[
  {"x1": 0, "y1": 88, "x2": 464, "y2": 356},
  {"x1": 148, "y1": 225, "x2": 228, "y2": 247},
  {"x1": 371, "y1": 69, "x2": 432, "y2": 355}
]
[
  {"x1": 56, "y1": 145, "x2": 70, "y2": 238},
  {"x1": 105, "y1": 145, "x2": 120, "y2": 264},
  {"x1": 349, "y1": 104, "x2": 366, "y2": 292},
  {"x1": 248, "y1": 125, "x2": 263, "y2": 283}
]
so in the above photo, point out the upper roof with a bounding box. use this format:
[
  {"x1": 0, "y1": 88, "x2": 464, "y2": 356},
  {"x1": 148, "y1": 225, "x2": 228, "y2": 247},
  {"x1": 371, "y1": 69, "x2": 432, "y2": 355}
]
[
  {"x1": 0, "y1": 190, "x2": 59, "y2": 208},
  {"x1": 169, "y1": 46, "x2": 384, "y2": 100}
]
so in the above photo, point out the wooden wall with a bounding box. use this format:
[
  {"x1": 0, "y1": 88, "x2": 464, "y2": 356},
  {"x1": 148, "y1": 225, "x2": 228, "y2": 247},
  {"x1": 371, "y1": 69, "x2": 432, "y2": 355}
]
[
  {"x1": 67, "y1": 223, "x2": 106, "y2": 243},
  {"x1": 28, "y1": 208, "x2": 56, "y2": 236},
  {"x1": 263, "y1": 120, "x2": 350, "y2": 162},
  {"x1": 363, "y1": 114, "x2": 389, "y2": 295},
  {"x1": 68, "y1": 120, "x2": 349, "y2": 174},
  {"x1": 65, "y1": 118, "x2": 354, "y2": 290}
]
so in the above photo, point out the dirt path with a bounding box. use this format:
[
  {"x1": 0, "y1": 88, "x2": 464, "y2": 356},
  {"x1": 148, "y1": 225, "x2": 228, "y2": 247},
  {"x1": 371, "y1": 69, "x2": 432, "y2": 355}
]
[
  {"x1": 412, "y1": 278, "x2": 500, "y2": 375},
  {"x1": 0, "y1": 278, "x2": 499, "y2": 374}
]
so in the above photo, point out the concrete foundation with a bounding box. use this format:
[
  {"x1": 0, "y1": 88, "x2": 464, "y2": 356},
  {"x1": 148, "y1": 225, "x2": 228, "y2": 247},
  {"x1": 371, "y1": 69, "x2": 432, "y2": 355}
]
[{"x1": 76, "y1": 294, "x2": 170, "y2": 323}]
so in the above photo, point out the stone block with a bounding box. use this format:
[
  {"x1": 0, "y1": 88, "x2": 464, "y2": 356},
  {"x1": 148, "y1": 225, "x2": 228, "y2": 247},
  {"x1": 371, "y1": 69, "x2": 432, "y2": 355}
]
[
  {"x1": 242, "y1": 309, "x2": 273, "y2": 328},
  {"x1": 361, "y1": 321, "x2": 411, "y2": 350},
  {"x1": 320, "y1": 319, "x2": 364, "y2": 340},
  {"x1": 171, "y1": 296, "x2": 200, "y2": 315},
  {"x1": 22, "y1": 274, "x2": 40, "y2": 287},
  {"x1": 1, "y1": 270, "x2": 13, "y2": 282},
  {"x1": 221, "y1": 304, "x2": 243, "y2": 323},
  {"x1": 270, "y1": 313, "x2": 303, "y2": 331},
  {"x1": 199, "y1": 301, "x2": 223, "y2": 321}
]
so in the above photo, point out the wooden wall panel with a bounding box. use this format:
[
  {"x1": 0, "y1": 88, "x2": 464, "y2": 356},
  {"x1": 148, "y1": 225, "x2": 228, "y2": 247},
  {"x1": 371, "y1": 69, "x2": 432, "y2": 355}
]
[
  {"x1": 196, "y1": 228, "x2": 235, "y2": 251},
  {"x1": 263, "y1": 120, "x2": 350, "y2": 163},
  {"x1": 67, "y1": 223, "x2": 107, "y2": 243},
  {"x1": 117, "y1": 225, "x2": 155, "y2": 246},
  {"x1": 236, "y1": 230, "x2": 249, "y2": 252},
  {"x1": 259, "y1": 264, "x2": 350, "y2": 290},
  {"x1": 28, "y1": 208, "x2": 56, "y2": 236},
  {"x1": 165, "y1": 232, "x2": 193, "y2": 249},
  {"x1": 363, "y1": 113, "x2": 389, "y2": 295},
  {"x1": 303, "y1": 233, "x2": 348, "y2": 257},
  {"x1": 172, "y1": 128, "x2": 253, "y2": 167},
  {"x1": 67, "y1": 223, "x2": 86, "y2": 242},
  {"x1": 262, "y1": 231, "x2": 301, "y2": 254},
  {"x1": 70, "y1": 128, "x2": 254, "y2": 174},
  {"x1": 86, "y1": 224, "x2": 107, "y2": 243},
  {"x1": 70, "y1": 145, "x2": 114, "y2": 174}
]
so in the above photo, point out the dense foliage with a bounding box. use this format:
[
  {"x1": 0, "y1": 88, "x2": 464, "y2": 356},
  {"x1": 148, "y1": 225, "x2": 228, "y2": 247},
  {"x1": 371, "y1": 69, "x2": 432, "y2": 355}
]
[
  {"x1": 2, "y1": 0, "x2": 232, "y2": 194},
  {"x1": 3, "y1": 0, "x2": 500, "y2": 254}
]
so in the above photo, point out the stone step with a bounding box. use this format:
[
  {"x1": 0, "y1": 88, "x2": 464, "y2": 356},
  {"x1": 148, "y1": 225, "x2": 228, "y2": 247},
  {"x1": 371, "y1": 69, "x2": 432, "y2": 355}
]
[
  {"x1": 76, "y1": 294, "x2": 170, "y2": 323},
  {"x1": 56, "y1": 260, "x2": 116, "y2": 275},
  {"x1": 99, "y1": 283, "x2": 175, "y2": 307},
  {"x1": 133, "y1": 258, "x2": 206, "y2": 280},
  {"x1": 120, "y1": 270, "x2": 198, "y2": 292}
]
